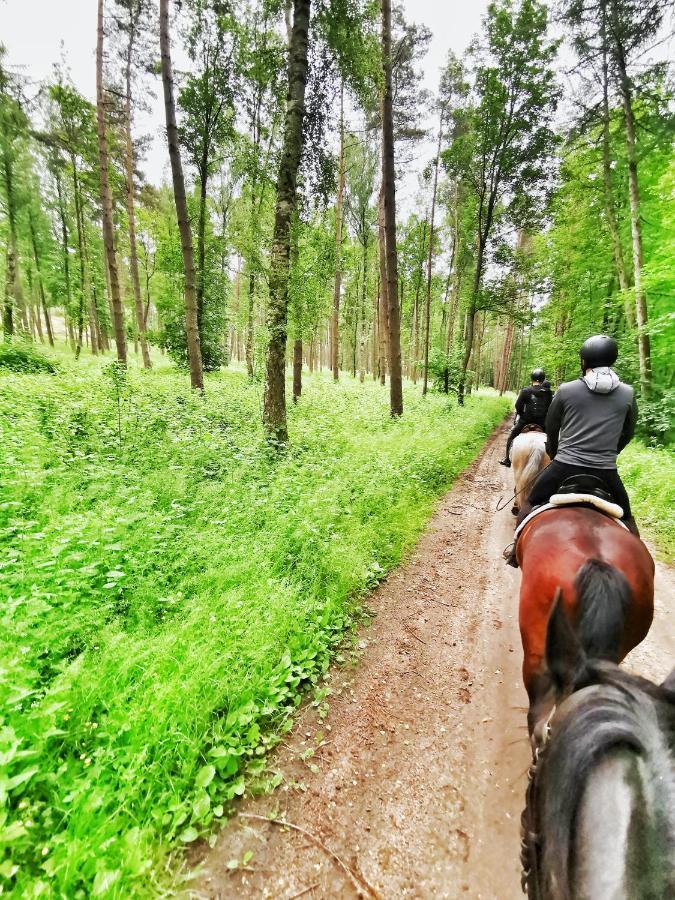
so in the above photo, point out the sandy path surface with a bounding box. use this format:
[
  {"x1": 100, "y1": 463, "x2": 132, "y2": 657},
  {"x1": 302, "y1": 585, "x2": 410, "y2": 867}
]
[{"x1": 193, "y1": 423, "x2": 674, "y2": 900}]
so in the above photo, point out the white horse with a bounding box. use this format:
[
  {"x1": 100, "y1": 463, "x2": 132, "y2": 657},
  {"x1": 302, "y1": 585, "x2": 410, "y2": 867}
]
[{"x1": 511, "y1": 428, "x2": 549, "y2": 515}]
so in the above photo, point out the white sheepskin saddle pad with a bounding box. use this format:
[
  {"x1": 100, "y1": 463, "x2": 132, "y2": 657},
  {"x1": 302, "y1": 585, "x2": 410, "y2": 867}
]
[{"x1": 549, "y1": 492, "x2": 624, "y2": 519}]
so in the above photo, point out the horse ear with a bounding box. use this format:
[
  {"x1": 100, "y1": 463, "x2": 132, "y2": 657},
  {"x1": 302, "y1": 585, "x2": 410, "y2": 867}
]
[{"x1": 545, "y1": 589, "x2": 585, "y2": 695}]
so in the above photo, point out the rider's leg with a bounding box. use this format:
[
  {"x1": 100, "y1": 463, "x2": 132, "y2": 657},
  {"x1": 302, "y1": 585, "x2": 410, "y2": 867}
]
[
  {"x1": 598, "y1": 470, "x2": 639, "y2": 536},
  {"x1": 500, "y1": 421, "x2": 523, "y2": 467},
  {"x1": 505, "y1": 461, "x2": 570, "y2": 567}
]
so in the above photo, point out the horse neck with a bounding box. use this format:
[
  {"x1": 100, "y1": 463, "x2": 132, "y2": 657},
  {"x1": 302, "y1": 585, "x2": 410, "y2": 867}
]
[
  {"x1": 540, "y1": 680, "x2": 675, "y2": 899},
  {"x1": 574, "y1": 744, "x2": 675, "y2": 898}
]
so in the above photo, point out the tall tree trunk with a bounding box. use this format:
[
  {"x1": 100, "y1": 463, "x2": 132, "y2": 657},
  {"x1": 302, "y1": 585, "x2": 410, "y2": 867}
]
[
  {"x1": 55, "y1": 169, "x2": 74, "y2": 337},
  {"x1": 262, "y1": 0, "x2": 311, "y2": 442},
  {"x1": 246, "y1": 272, "x2": 255, "y2": 377},
  {"x1": 71, "y1": 157, "x2": 95, "y2": 358},
  {"x1": 3, "y1": 243, "x2": 14, "y2": 337},
  {"x1": 159, "y1": 0, "x2": 204, "y2": 389},
  {"x1": 331, "y1": 82, "x2": 345, "y2": 382},
  {"x1": 377, "y1": 184, "x2": 388, "y2": 385},
  {"x1": 2, "y1": 156, "x2": 26, "y2": 336},
  {"x1": 29, "y1": 213, "x2": 54, "y2": 346},
  {"x1": 381, "y1": 0, "x2": 403, "y2": 416},
  {"x1": 423, "y1": 111, "x2": 443, "y2": 396},
  {"x1": 26, "y1": 264, "x2": 43, "y2": 341},
  {"x1": 610, "y1": 21, "x2": 651, "y2": 397},
  {"x1": 600, "y1": 5, "x2": 629, "y2": 310},
  {"x1": 371, "y1": 273, "x2": 378, "y2": 380},
  {"x1": 359, "y1": 244, "x2": 368, "y2": 383},
  {"x1": 96, "y1": 0, "x2": 127, "y2": 366},
  {"x1": 124, "y1": 35, "x2": 151, "y2": 368},
  {"x1": 196, "y1": 153, "x2": 209, "y2": 349},
  {"x1": 498, "y1": 318, "x2": 514, "y2": 394},
  {"x1": 458, "y1": 238, "x2": 485, "y2": 406},
  {"x1": 293, "y1": 338, "x2": 302, "y2": 402}
]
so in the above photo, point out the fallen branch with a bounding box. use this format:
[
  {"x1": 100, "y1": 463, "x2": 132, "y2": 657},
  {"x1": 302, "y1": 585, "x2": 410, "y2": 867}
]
[
  {"x1": 239, "y1": 813, "x2": 379, "y2": 898},
  {"x1": 287, "y1": 882, "x2": 319, "y2": 899}
]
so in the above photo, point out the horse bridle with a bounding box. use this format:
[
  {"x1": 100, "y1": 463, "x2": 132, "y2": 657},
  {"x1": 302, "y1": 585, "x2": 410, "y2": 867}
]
[{"x1": 520, "y1": 711, "x2": 554, "y2": 898}]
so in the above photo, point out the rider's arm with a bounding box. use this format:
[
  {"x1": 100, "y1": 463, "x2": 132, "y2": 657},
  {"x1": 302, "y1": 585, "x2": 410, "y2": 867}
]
[
  {"x1": 545, "y1": 391, "x2": 564, "y2": 458},
  {"x1": 515, "y1": 388, "x2": 528, "y2": 417},
  {"x1": 617, "y1": 394, "x2": 638, "y2": 453}
]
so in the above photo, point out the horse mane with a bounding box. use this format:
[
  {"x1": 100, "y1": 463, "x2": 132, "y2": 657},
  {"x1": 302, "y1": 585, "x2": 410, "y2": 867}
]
[{"x1": 539, "y1": 663, "x2": 675, "y2": 899}]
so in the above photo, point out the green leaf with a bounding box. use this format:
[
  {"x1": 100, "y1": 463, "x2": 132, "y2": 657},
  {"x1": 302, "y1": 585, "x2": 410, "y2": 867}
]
[
  {"x1": 193, "y1": 792, "x2": 210, "y2": 819},
  {"x1": 179, "y1": 826, "x2": 199, "y2": 843},
  {"x1": 93, "y1": 869, "x2": 121, "y2": 895},
  {"x1": 195, "y1": 764, "x2": 216, "y2": 789}
]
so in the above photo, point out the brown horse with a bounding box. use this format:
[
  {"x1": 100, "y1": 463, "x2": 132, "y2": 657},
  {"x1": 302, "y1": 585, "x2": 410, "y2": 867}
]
[{"x1": 517, "y1": 506, "x2": 654, "y2": 738}]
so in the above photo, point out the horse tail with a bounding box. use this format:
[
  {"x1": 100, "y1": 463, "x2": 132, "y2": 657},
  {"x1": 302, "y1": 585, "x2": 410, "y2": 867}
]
[{"x1": 575, "y1": 558, "x2": 631, "y2": 663}]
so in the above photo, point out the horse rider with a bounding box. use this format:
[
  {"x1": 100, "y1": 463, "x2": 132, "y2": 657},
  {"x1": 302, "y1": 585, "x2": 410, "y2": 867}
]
[
  {"x1": 499, "y1": 368, "x2": 553, "y2": 467},
  {"x1": 518, "y1": 334, "x2": 639, "y2": 536}
]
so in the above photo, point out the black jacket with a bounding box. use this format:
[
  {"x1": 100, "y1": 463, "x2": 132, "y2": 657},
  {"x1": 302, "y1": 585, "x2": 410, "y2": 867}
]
[{"x1": 515, "y1": 384, "x2": 553, "y2": 425}]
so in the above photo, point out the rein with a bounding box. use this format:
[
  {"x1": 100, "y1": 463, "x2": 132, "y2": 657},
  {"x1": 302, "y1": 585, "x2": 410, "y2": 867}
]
[
  {"x1": 496, "y1": 460, "x2": 552, "y2": 513},
  {"x1": 520, "y1": 710, "x2": 555, "y2": 898}
]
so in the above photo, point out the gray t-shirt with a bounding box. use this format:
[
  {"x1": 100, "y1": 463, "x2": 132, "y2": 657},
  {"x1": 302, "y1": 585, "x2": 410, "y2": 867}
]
[{"x1": 545, "y1": 377, "x2": 637, "y2": 469}]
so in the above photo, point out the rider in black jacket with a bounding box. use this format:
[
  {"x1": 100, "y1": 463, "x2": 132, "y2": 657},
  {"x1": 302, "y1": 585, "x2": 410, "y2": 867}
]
[{"x1": 499, "y1": 369, "x2": 553, "y2": 467}]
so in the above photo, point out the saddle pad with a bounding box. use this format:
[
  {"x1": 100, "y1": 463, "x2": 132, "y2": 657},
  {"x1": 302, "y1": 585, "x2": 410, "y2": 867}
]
[
  {"x1": 514, "y1": 500, "x2": 628, "y2": 543},
  {"x1": 549, "y1": 492, "x2": 624, "y2": 519}
]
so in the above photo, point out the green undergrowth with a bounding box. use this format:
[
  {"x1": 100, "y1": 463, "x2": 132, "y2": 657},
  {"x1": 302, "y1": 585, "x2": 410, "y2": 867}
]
[
  {"x1": 0, "y1": 358, "x2": 509, "y2": 897},
  {"x1": 619, "y1": 442, "x2": 675, "y2": 560},
  {"x1": 0, "y1": 341, "x2": 59, "y2": 375}
]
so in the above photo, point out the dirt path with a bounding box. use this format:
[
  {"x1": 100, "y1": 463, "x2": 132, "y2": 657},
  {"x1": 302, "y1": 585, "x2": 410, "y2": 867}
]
[{"x1": 194, "y1": 423, "x2": 674, "y2": 900}]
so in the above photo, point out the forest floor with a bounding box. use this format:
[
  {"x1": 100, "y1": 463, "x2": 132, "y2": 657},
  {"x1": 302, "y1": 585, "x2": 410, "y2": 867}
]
[{"x1": 193, "y1": 421, "x2": 675, "y2": 900}]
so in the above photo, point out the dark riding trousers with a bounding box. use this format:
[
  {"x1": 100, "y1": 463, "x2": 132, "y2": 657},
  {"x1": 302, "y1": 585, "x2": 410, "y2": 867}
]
[{"x1": 527, "y1": 460, "x2": 632, "y2": 518}]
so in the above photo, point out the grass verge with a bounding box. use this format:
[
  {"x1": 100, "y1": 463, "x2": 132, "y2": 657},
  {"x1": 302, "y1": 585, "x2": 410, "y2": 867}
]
[
  {"x1": 0, "y1": 361, "x2": 509, "y2": 897},
  {"x1": 619, "y1": 441, "x2": 675, "y2": 560}
]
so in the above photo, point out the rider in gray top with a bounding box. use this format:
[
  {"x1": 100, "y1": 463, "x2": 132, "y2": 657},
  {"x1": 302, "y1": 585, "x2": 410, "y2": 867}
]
[{"x1": 520, "y1": 335, "x2": 639, "y2": 535}]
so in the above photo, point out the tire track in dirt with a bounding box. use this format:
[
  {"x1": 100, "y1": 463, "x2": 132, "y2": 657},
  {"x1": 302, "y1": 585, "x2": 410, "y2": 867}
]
[{"x1": 193, "y1": 422, "x2": 674, "y2": 899}]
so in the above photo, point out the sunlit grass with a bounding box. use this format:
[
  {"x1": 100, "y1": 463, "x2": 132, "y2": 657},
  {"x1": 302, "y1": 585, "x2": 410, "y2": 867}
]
[{"x1": 0, "y1": 351, "x2": 510, "y2": 896}]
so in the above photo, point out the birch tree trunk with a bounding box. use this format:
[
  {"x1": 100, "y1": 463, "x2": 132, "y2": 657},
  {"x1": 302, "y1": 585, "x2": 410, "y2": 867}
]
[
  {"x1": 262, "y1": 0, "x2": 311, "y2": 442},
  {"x1": 96, "y1": 0, "x2": 127, "y2": 365},
  {"x1": 159, "y1": 0, "x2": 203, "y2": 389}
]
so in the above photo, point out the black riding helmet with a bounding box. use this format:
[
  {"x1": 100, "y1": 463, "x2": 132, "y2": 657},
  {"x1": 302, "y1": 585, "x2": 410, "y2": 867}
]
[
  {"x1": 580, "y1": 335, "x2": 618, "y2": 370},
  {"x1": 530, "y1": 368, "x2": 545, "y2": 382}
]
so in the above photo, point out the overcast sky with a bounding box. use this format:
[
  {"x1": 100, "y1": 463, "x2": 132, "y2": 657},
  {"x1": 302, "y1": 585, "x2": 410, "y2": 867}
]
[{"x1": 0, "y1": 0, "x2": 489, "y2": 198}]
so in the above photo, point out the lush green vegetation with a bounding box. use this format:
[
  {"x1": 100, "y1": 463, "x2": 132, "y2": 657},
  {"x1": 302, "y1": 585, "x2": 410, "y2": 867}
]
[
  {"x1": 0, "y1": 358, "x2": 509, "y2": 895},
  {"x1": 620, "y1": 443, "x2": 675, "y2": 560}
]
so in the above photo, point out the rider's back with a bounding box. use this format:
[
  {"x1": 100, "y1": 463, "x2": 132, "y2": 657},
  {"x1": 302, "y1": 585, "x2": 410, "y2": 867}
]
[
  {"x1": 548, "y1": 375, "x2": 635, "y2": 469},
  {"x1": 519, "y1": 384, "x2": 552, "y2": 423}
]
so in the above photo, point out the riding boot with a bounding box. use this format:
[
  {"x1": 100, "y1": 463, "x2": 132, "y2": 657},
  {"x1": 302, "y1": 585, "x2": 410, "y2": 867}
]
[
  {"x1": 623, "y1": 516, "x2": 640, "y2": 538},
  {"x1": 499, "y1": 458, "x2": 511, "y2": 468},
  {"x1": 503, "y1": 542, "x2": 519, "y2": 568}
]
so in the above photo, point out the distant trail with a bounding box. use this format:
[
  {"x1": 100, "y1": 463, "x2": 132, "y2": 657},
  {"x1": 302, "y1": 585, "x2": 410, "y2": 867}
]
[{"x1": 193, "y1": 422, "x2": 675, "y2": 899}]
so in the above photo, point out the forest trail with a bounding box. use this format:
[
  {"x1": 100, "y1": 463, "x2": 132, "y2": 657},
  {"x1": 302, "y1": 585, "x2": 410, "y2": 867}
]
[{"x1": 194, "y1": 422, "x2": 675, "y2": 900}]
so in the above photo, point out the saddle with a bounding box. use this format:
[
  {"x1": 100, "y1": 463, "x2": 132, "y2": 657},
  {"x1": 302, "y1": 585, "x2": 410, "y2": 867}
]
[
  {"x1": 520, "y1": 423, "x2": 545, "y2": 434},
  {"x1": 514, "y1": 475, "x2": 627, "y2": 544}
]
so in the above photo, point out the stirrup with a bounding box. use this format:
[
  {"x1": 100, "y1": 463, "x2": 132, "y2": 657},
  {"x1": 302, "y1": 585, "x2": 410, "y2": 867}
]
[{"x1": 499, "y1": 458, "x2": 511, "y2": 468}]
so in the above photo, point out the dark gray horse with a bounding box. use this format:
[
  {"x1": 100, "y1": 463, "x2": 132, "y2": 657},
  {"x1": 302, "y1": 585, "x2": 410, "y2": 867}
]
[{"x1": 521, "y1": 597, "x2": 675, "y2": 899}]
